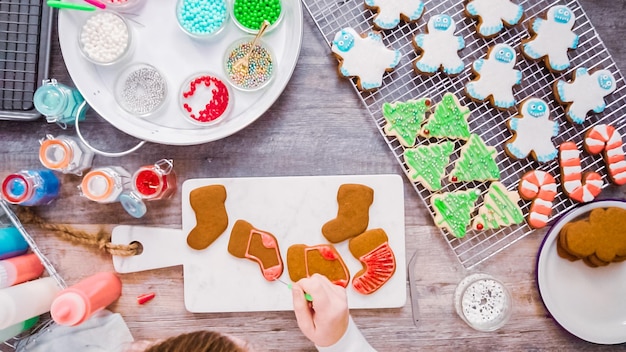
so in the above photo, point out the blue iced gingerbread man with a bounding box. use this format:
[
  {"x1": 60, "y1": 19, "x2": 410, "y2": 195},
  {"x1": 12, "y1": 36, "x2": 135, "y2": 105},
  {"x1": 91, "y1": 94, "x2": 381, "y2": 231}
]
[
  {"x1": 505, "y1": 98, "x2": 559, "y2": 163},
  {"x1": 413, "y1": 14, "x2": 465, "y2": 75}
]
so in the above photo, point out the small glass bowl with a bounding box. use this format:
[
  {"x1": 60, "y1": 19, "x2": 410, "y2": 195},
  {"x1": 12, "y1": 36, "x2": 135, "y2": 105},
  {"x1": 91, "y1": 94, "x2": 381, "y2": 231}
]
[
  {"x1": 231, "y1": 0, "x2": 283, "y2": 34},
  {"x1": 114, "y1": 63, "x2": 168, "y2": 118},
  {"x1": 179, "y1": 72, "x2": 233, "y2": 126},
  {"x1": 223, "y1": 37, "x2": 275, "y2": 92},
  {"x1": 454, "y1": 273, "x2": 512, "y2": 332},
  {"x1": 176, "y1": 0, "x2": 229, "y2": 40},
  {"x1": 78, "y1": 11, "x2": 133, "y2": 66},
  {"x1": 100, "y1": 0, "x2": 146, "y2": 12}
]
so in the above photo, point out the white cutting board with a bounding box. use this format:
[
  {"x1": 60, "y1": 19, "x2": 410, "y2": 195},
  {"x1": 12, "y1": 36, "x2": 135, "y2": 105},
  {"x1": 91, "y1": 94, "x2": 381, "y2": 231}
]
[{"x1": 112, "y1": 175, "x2": 406, "y2": 312}]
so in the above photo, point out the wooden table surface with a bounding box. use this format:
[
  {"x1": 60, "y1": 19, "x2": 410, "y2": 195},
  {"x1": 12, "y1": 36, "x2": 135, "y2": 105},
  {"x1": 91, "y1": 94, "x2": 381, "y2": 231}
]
[{"x1": 2, "y1": 1, "x2": 626, "y2": 351}]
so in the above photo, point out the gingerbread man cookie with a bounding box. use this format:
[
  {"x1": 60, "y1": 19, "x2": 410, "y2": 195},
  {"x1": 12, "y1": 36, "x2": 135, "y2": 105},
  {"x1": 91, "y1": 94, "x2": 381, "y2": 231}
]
[
  {"x1": 365, "y1": 0, "x2": 425, "y2": 30},
  {"x1": 505, "y1": 98, "x2": 559, "y2": 163},
  {"x1": 521, "y1": 5, "x2": 579, "y2": 72},
  {"x1": 465, "y1": 43, "x2": 522, "y2": 110},
  {"x1": 465, "y1": 0, "x2": 524, "y2": 38},
  {"x1": 554, "y1": 67, "x2": 617, "y2": 124},
  {"x1": 331, "y1": 27, "x2": 401, "y2": 91},
  {"x1": 413, "y1": 14, "x2": 465, "y2": 76}
]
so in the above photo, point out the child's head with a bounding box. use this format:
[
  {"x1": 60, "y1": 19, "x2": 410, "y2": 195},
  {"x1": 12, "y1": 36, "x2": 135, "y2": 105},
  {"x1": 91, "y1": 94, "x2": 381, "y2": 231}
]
[{"x1": 125, "y1": 330, "x2": 252, "y2": 352}]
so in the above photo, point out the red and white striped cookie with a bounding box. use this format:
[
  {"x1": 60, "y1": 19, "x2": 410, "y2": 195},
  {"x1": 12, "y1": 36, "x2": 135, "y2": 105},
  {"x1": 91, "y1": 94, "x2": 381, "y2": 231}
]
[
  {"x1": 518, "y1": 170, "x2": 557, "y2": 229},
  {"x1": 559, "y1": 141, "x2": 604, "y2": 203},
  {"x1": 583, "y1": 124, "x2": 626, "y2": 185}
]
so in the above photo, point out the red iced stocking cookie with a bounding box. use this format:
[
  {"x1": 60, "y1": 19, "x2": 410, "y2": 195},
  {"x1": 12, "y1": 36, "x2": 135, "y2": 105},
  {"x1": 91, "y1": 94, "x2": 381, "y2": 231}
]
[
  {"x1": 228, "y1": 220, "x2": 283, "y2": 281},
  {"x1": 349, "y1": 228, "x2": 396, "y2": 295},
  {"x1": 187, "y1": 185, "x2": 228, "y2": 250}
]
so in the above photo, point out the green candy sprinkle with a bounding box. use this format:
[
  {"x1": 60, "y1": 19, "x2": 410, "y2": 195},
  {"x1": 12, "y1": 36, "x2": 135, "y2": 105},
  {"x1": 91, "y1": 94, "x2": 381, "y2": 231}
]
[{"x1": 233, "y1": 0, "x2": 282, "y2": 30}]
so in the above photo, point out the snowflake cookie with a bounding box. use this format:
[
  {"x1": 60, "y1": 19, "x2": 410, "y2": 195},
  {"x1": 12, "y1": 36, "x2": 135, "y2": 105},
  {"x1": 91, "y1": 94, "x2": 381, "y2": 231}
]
[
  {"x1": 505, "y1": 98, "x2": 559, "y2": 163},
  {"x1": 465, "y1": 43, "x2": 522, "y2": 110},
  {"x1": 365, "y1": 0, "x2": 425, "y2": 30},
  {"x1": 554, "y1": 67, "x2": 617, "y2": 124},
  {"x1": 404, "y1": 141, "x2": 454, "y2": 191},
  {"x1": 413, "y1": 14, "x2": 465, "y2": 76},
  {"x1": 382, "y1": 98, "x2": 431, "y2": 147},
  {"x1": 472, "y1": 181, "x2": 524, "y2": 231},
  {"x1": 465, "y1": 0, "x2": 524, "y2": 38},
  {"x1": 521, "y1": 5, "x2": 579, "y2": 72},
  {"x1": 331, "y1": 27, "x2": 401, "y2": 91},
  {"x1": 420, "y1": 92, "x2": 471, "y2": 140},
  {"x1": 431, "y1": 188, "x2": 481, "y2": 238}
]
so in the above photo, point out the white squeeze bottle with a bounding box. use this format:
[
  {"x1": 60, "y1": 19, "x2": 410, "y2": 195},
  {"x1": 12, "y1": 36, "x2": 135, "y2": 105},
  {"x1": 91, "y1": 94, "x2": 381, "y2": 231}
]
[{"x1": 0, "y1": 277, "x2": 60, "y2": 330}]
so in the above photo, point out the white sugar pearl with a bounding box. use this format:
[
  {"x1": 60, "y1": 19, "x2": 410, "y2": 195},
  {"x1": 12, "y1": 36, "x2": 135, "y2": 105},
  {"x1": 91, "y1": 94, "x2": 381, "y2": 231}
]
[
  {"x1": 79, "y1": 12, "x2": 131, "y2": 64},
  {"x1": 454, "y1": 273, "x2": 512, "y2": 331}
]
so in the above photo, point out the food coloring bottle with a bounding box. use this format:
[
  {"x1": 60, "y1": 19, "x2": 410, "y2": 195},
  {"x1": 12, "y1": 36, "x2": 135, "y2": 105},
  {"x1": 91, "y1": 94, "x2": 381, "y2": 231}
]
[
  {"x1": 1, "y1": 170, "x2": 60, "y2": 206},
  {"x1": 0, "y1": 277, "x2": 61, "y2": 330},
  {"x1": 33, "y1": 79, "x2": 87, "y2": 126},
  {"x1": 0, "y1": 253, "x2": 45, "y2": 288},
  {"x1": 0, "y1": 226, "x2": 29, "y2": 260},
  {"x1": 0, "y1": 316, "x2": 39, "y2": 343},
  {"x1": 39, "y1": 134, "x2": 94, "y2": 176}
]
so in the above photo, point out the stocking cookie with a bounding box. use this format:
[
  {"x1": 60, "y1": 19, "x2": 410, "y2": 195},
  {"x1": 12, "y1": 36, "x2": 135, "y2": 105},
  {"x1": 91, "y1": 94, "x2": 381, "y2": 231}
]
[
  {"x1": 465, "y1": 43, "x2": 522, "y2": 110},
  {"x1": 505, "y1": 98, "x2": 559, "y2": 163},
  {"x1": 559, "y1": 141, "x2": 604, "y2": 203},
  {"x1": 322, "y1": 184, "x2": 374, "y2": 243},
  {"x1": 349, "y1": 228, "x2": 396, "y2": 295},
  {"x1": 583, "y1": 124, "x2": 626, "y2": 185},
  {"x1": 228, "y1": 220, "x2": 283, "y2": 281},
  {"x1": 518, "y1": 170, "x2": 557, "y2": 229},
  {"x1": 450, "y1": 133, "x2": 501, "y2": 183},
  {"x1": 420, "y1": 92, "x2": 471, "y2": 140},
  {"x1": 187, "y1": 184, "x2": 228, "y2": 250},
  {"x1": 413, "y1": 14, "x2": 465, "y2": 76},
  {"x1": 472, "y1": 181, "x2": 524, "y2": 231},
  {"x1": 431, "y1": 189, "x2": 481, "y2": 238},
  {"x1": 521, "y1": 5, "x2": 579, "y2": 72},
  {"x1": 383, "y1": 98, "x2": 431, "y2": 147},
  {"x1": 404, "y1": 141, "x2": 454, "y2": 191},
  {"x1": 554, "y1": 68, "x2": 617, "y2": 124},
  {"x1": 331, "y1": 27, "x2": 401, "y2": 91},
  {"x1": 287, "y1": 244, "x2": 350, "y2": 287},
  {"x1": 365, "y1": 0, "x2": 425, "y2": 30},
  {"x1": 465, "y1": 0, "x2": 524, "y2": 38}
]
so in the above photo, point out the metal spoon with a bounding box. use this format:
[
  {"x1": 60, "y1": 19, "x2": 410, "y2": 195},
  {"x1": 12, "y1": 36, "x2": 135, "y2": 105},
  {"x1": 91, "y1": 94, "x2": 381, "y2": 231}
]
[{"x1": 233, "y1": 20, "x2": 270, "y2": 72}]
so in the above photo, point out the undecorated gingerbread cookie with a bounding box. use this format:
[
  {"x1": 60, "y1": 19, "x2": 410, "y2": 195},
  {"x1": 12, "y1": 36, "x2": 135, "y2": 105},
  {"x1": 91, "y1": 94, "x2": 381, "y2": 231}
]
[
  {"x1": 187, "y1": 184, "x2": 228, "y2": 250},
  {"x1": 322, "y1": 184, "x2": 374, "y2": 243},
  {"x1": 505, "y1": 98, "x2": 559, "y2": 163},
  {"x1": 365, "y1": 0, "x2": 425, "y2": 30},
  {"x1": 331, "y1": 27, "x2": 401, "y2": 91},
  {"x1": 554, "y1": 67, "x2": 617, "y2": 124},
  {"x1": 413, "y1": 14, "x2": 465, "y2": 76},
  {"x1": 465, "y1": 0, "x2": 524, "y2": 38}
]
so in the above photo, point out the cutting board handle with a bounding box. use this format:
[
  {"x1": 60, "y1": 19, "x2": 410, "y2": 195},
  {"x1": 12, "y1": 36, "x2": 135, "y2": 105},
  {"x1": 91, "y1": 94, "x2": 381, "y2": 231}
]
[{"x1": 111, "y1": 225, "x2": 186, "y2": 273}]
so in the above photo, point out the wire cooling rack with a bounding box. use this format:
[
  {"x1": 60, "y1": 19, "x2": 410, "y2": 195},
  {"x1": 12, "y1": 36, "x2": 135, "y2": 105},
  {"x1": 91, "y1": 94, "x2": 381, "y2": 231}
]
[{"x1": 301, "y1": 0, "x2": 626, "y2": 268}]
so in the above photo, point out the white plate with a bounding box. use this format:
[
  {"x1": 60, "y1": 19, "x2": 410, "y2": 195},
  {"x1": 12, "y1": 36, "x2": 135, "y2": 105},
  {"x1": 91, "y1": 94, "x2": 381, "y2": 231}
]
[
  {"x1": 537, "y1": 200, "x2": 626, "y2": 344},
  {"x1": 58, "y1": 1, "x2": 303, "y2": 145}
]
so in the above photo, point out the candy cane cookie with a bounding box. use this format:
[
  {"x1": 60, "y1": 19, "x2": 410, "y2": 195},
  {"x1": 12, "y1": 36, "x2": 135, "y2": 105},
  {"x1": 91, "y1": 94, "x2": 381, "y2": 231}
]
[
  {"x1": 517, "y1": 170, "x2": 557, "y2": 229},
  {"x1": 583, "y1": 124, "x2": 626, "y2": 185},
  {"x1": 559, "y1": 141, "x2": 604, "y2": 203}
]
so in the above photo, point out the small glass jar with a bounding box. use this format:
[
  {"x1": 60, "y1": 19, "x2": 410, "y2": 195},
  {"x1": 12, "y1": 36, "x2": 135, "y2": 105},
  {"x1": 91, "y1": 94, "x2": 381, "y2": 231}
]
[
  {"x1": 33, "y1": 79, "x2": 87, "y2": 126},
  {"x1": 176, "y1": 0, "x2": 229, "y2": 40},
  {"x1": 1, "y1": 170, "x2": 60, "y2": 206},
  {"x1": 114, "y1": 63, "x2": 168, "y2": 117},
  {"x1": 79, "y1": 166, "x2": 131, "y2": 204},
  {"x1": 454, "y1": 273, "x2": 512, "y2": 331},
  {"x1": 100, "y1": 0, "x2": 146, "y2": 12},
  {"x1": 231, "y1": 0, "x2": 283, "y2": 34},
  {"x1": 179, "y1": 72, "x2": 233, "y2": 126},
  {"x1": 223, "y1": 37, "x2": 275, "y2": 91},
  {"x1": 78, "y1": 11, "x2": 133, "y2": 65},
  {"x1": 39, "y1": 135, "x2": 95, "y2": 176},
  {"x1": 131, "y1": 159, "x2": 177, "y2": 201}
]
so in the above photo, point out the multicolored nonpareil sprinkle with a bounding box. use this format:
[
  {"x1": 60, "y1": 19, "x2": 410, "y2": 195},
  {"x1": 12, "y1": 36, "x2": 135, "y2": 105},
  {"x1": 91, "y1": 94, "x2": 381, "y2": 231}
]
[
  {"x1": 177, "y1": 0, "x2": 228, "y2": 37},
  {"x1": 180, "y1": 74, "x2": 230, "y2": 124},
  {"x1": 233, "y1": 0, "x2": 282, "y2": 31},
  {"x1": 225, "y1": 41, "x2": 274, "y2": 90}
]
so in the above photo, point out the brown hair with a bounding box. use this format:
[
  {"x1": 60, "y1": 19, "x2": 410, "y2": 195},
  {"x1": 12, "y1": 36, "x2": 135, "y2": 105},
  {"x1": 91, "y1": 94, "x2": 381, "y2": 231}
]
[{"x1": 143, "y1": 331, "x2": 248, "y2": 352}]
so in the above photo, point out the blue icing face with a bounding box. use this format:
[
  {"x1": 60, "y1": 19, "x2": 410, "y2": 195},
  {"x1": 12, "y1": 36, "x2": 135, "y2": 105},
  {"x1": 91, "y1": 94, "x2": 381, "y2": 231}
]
[
  {"x1": 552, "y1": 6, "x2": 573, "y2": 24},
  {"x1": 494, "y1": 46, "x2": 515, "y2": 64},
  {"x1": 433, "y1": 15, "x2": 452, "y2": 31},
  {"x1": 526, "y1": 99, "x2": 548, "y2": 118},
  {"x1": 598, "y1": 73, "x2": 614, "y2": 90},
  {"x1": 333, "y1": 29, "x2": 355, "y2": 52}
]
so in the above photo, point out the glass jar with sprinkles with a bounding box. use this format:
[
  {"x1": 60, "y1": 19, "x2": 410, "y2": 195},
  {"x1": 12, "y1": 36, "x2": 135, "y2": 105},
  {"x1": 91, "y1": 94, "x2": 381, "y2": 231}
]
[
  {"x1": 454, "y1": 273, "x2": 512, "y2": 331},
  {"x1": 176, "y1": 0, "x2": 229, "y2": 40},
  {"x1": 232, "y1": 0, "x2": 283, "y2": 34},
  {"x1": 224, "y1": 37, "x2": 275, "y2": 91},
  {"x1": 115, "y1": 63, "x2": 168, "y2": 117},
  {"x1": 179, "y1": 72, "x2": 233, "y2": 126},
  {"x1": 78, "y1": 11, "x2": 133, "y2": 65}
]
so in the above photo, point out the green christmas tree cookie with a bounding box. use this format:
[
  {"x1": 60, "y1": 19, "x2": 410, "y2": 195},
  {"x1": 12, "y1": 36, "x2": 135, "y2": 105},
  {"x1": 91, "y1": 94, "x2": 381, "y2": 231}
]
[
  {"x1": 431, "y1": 189, "x2": 481, "y2": 238},
  {"x1": 471, "y1": 182, "x2": 524, "y2": 231},
  {"x1": 404, "y1": 141, "x2": 454, "y2": 191},
  {"x1": 450, "y1": 133, "x2": 500, "y2": 182},
  {"x1": 420, "y1": 92, "x2": 471, "y2": 140},
  {"x1": 383, "y1": 98, "x2": 431, "y2": 147}
]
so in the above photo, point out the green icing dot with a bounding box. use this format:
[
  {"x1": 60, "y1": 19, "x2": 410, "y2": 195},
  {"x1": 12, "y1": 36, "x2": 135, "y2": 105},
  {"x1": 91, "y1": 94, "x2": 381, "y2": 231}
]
[
  {"x1": 451, "y1": 134, "x2": 500, "y2": 182},
  {"x1": 421, "y1": 93, "x2": 470, "y2": 140},
  {"x1": 475, "y1": 182, "x2": 524, "y2": 230},
  {"x1": 433, "y1": 189, "x2": 480, "y2": 238},
  {"x1": 404, "y1": 141, "x2": 454, "y2": 191},
  {"x1": 383, "y1": 98, "x2": 430, "y2": 147},
  {"x1": 233, "y1": 0, "x2": 282, "y2": 30}
]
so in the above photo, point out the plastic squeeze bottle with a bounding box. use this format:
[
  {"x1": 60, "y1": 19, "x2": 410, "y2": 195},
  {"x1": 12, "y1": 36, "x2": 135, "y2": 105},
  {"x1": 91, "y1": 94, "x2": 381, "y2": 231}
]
[
  {"x1": 0, "y1": 316, "x2": 39, "y2": 343},
  {"x1": 0, "y1": 277, "x2": 61, "y2": 330},
  {"x1": 0, "y1": 253, "x2": 45, "y2": 288},
  {"x1": 0, "y1": 226, "x2": 29, "y2": 260},
  {"x1": 51, "y1": 272, "x2": 122, "y2": 326}
]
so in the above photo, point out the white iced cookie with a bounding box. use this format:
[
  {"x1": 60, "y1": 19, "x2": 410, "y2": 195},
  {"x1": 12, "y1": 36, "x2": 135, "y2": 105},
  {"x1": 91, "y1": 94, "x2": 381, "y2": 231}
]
[
  {"x1": 465, "y1": 0, "x2": 524, "y2": 38},
  {"x1": 505, "y1": 98, "x2": 559, "y2": 163},
  {"x1": 465, "y1": 43, "x2": 522, "y2": 110},
  {"x1": 331, "y1": 27, "x2": 401, "y2": 91},
  {"x1": 365, "y1": 0, "x2": 425, "y2": 30},
  {"x1": 554, "y1": 67, "x2": 617, "y2": 124},
  {"x1": 521, "y1": 5, "x2": 579, "y2": 72},
  {"x1": 413, "y1": 14, "x2": 465, "y2": 76}
]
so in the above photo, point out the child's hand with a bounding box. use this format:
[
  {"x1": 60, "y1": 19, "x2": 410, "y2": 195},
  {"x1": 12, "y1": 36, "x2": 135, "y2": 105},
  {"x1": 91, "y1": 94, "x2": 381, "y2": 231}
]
[{"x1": 291, "y1": 274, "x2": 349, "y2": 347}]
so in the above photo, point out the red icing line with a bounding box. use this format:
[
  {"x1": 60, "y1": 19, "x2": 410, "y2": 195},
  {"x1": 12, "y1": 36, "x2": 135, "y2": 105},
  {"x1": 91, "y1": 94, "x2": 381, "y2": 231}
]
[
  {"x1": 352, "y1": 242, "x2": 395, "y2": 295},
  {"x1": 304, "y1": 245, "x2": 349, "y2": 288},
  {"x1": 137, "y1": 292, "x2": 156, "y2": 305},
  {"x1": 244, "y1": 229, "x2": 283, "y2": 281}
]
